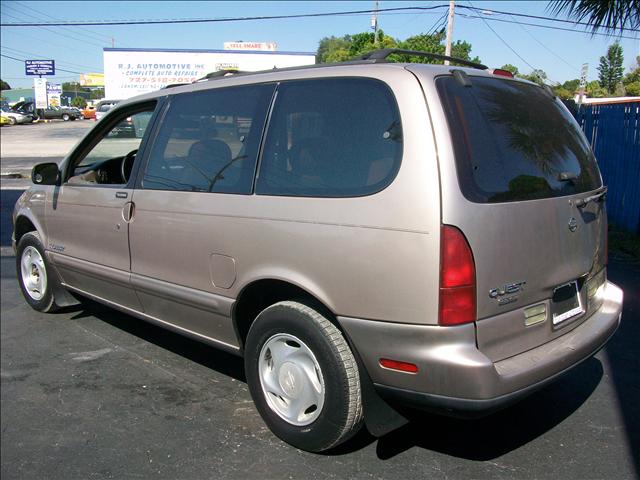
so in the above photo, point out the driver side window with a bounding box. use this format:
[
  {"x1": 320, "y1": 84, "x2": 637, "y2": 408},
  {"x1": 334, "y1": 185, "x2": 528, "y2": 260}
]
[{"x1": 67, "y1": 108, "x2": 155, "y2": 186}]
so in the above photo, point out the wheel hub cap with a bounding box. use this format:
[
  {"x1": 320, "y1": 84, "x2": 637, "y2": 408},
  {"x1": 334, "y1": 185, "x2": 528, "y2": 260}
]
[
  {"x1": 258, "y1": 333, "x2": 325, "y2": 426},
  {"x1": 20, "y1": 246, "x2": 47, "y2": 301}
]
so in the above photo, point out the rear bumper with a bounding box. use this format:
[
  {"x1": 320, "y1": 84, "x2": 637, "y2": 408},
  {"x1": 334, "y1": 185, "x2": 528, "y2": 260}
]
[{"x1": 338, "y1": 281, "x2": 623, "y2": 416}]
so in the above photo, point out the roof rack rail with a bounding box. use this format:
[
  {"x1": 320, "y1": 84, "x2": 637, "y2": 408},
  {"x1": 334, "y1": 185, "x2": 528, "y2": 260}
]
[
  {"x1": 163, "y1": 83, "x2": 188, "y2": 89},
  {"x1": 195, "y1": 69, "x2": 250, "y2": 82},
  {"x1": 356, "y1": 49, "x2": 487, "y2": 70}
]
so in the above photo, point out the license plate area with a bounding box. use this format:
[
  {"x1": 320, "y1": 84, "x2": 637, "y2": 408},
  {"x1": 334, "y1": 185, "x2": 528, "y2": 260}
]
[{"x1": 552, "y1": 280, "x2": 584, "y2": 326}]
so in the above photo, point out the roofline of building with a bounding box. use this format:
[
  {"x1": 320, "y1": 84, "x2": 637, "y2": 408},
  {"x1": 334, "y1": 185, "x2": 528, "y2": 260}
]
[
  {"x1": 103, "y1": 47, "x2": 316, "y2": 56},
  {"x1": 573, "y1": 95, "x2": 640, "y2": 105}
]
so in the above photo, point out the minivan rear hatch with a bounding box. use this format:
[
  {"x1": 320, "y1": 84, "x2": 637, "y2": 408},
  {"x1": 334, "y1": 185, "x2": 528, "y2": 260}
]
[{"x1": 421, "y1": 69, "x2": 607, "y2": 362}]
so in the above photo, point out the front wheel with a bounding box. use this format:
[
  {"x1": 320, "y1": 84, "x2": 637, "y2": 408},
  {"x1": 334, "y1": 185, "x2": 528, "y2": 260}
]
[
  {"x1": 8, "y1": 117, "x2": 16, "y2": 125},
  {"x1": 244, "y1": 301, "x2": 363, "y2": 452},
  {"x1": 16, "y1": 232, "x2": 58, "y2": 312}
]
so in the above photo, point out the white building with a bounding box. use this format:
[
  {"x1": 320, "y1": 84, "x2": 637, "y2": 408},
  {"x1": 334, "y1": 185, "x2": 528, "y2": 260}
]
[{"x1": 104, "y1": 47, "x2": 316, "y2": 99}]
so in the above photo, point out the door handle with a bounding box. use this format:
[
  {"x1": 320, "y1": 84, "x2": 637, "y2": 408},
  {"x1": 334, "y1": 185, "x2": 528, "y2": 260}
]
[
  {"x1": 122, "y1": 202, "x2": 135, "y2": 223},
  {"x1": 116, "y1": 191, "x2": 128, "y2": 199}
]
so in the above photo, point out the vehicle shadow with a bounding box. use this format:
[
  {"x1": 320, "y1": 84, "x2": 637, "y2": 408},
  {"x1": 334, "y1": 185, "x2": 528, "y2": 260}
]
[
  {"x1": 68, "y1": 299, "x2": 246, "y2": 382},
  {"x1": 70, "y1": 297, "x2": 603, "y2": 462},
  {"x1": 603, "y1": 261, "x2": 640, "y2": 475},
  {"x1": 373, "y1": 357, "x2": 603, "y2": 461}
]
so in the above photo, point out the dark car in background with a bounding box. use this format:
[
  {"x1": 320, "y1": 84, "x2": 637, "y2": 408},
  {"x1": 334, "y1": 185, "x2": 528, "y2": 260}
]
[{"x1": 11, "y1": 101, "x2": 82, "y2": 121}]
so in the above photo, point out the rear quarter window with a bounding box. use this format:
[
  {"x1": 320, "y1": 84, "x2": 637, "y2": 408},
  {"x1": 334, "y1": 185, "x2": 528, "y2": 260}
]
[
  {"x1": 436, "y1": 75, "x2": 601, "y2": 203},
  {"x1": 256, "y1": 78, "x2": 403, "y2": 197}
]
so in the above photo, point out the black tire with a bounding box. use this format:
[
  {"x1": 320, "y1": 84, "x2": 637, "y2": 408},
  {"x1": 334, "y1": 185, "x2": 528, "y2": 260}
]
[
  {"x1": 245, "y1": 301, "x2": 363, "y2": 452},
  {"x1": 16, "y1": 231, "x2": 58, "y2": 312},
  {"x1": 8, "y1": 117, "x2": 16, "y2": 125},
  {"x1": 61, "y1": 114, "x2": 70, "y2": 121}
]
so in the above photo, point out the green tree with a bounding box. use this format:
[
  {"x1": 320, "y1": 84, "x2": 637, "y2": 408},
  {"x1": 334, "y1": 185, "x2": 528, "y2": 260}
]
[
  {"x1": 71, "y1": 96, "x2": 87, "y2": 108},
  {"x1": 0, "y1": 79, "x2": 10, "y2": 90},
  {"x1": 622, "y1": 55, "x2": 640, "y2": 96},
  {"x1": 316, "y1": 35, "x2": 352, "y2": 63},
  {"x1": 347, "y1": 30, "x2": 397, "y2": 57},
  {"x1": 62, "y1": 82, "x2": 83, "y2": 91},
  {"x1": 518, "y1": 69, "x2": 548, "y2": 85},
  {"x1": 586, "y1": 80, "x2": 607, "y2": 97},
  {"x1": 561, "y1": 78, "x2": 581, "y2": 92},
  {"x1": 500, "y1": 64, "x2": 519, "y2": 76},
  {"x1": 316, "y1": 30, "x2": 480, "y2": 66},
  {"x1": 548, "y1": 0, "x2": 639, "y2": 34},
  {"x1": 552, "y1": 87, "x2": 574, "y2": 99},
  {"x1": 598, "y1": 42, "x2": 624, "y2": 94}
]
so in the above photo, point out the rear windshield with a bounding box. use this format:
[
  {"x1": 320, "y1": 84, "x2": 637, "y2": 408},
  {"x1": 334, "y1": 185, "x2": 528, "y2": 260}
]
[{"x1": 436, "y1": 76, "x2": 601, "y2": 203}]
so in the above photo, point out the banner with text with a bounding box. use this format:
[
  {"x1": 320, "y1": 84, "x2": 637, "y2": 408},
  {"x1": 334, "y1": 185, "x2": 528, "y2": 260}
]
[{"x1": 103, "y1": 50, "x2": 314, "y2": 99}]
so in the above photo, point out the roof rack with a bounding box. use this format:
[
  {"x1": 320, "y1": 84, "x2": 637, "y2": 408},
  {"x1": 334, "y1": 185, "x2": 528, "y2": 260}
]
[
  {"x1": 356, "y1": 49, "x2": 487, "y2": 70},
  {"x1": 195, "y1": 69, "x2": 251, "y2": 82},
  {"x1": 163, "y1": 83, "x2": 188, "y2": 89}
]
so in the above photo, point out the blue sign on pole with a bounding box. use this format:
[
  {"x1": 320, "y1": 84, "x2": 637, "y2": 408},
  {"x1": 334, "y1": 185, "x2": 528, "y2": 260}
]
[{"x1": 25, "y1": 60, "x2": 55, "y2": 76}]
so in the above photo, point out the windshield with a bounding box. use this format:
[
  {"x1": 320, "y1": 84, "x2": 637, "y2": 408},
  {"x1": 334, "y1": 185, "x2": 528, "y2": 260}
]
[{"x1": 436, "y1": 76, "x2": 601, "y2": 203}]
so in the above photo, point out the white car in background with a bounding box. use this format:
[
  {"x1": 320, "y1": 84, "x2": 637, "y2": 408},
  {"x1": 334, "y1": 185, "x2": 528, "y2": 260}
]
[
  {"x1": 1, "y1": 108, "x2": 31, "y2": 125},
  {"x1": 94, "y1": 100, "x2": 121, "y2": 122}
]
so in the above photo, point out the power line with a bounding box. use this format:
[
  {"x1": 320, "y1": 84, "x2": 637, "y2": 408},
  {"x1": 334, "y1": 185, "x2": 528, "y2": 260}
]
[
  {"x1": 508, "y1": 14, "x2": 580, "y2": 71},
  {"x1": 461, "y1": 4, "x2": 639, "y2": 33},
  {"x1": 0, "y1": 28, "x2": 104, "y2": 57},
  {"x1": 466, "y1": 1, "x2": 538, "y2": 72},
  {"x1": 0, "y1": 3, "x2": 637, "y2": 35},
  {"x1": 0, "y1": 5, "x2": 452, "y2": 26},
  {"x1": 457, "y1": 12, "x2": 638, "y2": 40},
  {"x1": 426, "y1": 11, "x2": 449, "y2": 36},
  {"x1": 1, "y1": 46, "x2": 102, "y2": 71},
  {"x1": 12, "y1": 0, "x2": 117, "y2": 43},
  {"x1": 1, "y1": 10, "x2": 109, "y2": 48},
  {"x1": 0, "y1": 53, "x2": 82, "y2": 75}
]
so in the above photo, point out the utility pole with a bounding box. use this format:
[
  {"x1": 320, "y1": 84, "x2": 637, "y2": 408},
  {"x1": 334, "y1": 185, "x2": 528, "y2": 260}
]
[
  {"x1": 444, "y1": 0, "x2": 455, "y2": 65},
  {"x1": 371, "y1": 1, "x2": 379, "y2": 47}
]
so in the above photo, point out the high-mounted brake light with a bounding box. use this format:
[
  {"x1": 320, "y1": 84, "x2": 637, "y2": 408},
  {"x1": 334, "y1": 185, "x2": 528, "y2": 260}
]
[
  {"x1": 439, "y1": 225, "x2": 476, "y2": 326},
  {"x1": 491, "y1": 69, "x2": 514, "y2": 78}
]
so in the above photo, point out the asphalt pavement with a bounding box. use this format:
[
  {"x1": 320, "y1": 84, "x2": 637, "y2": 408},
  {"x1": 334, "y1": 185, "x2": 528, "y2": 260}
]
[
  {"x1": 1, "y1": 123, "x2": 639, "y2": 479},
  {"x1": 0, "y1": 186, "x2": 639, "y2": 479}
]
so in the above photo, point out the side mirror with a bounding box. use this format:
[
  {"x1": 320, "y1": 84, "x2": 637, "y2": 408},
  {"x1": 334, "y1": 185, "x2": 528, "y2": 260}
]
[{"x1": 31, "y1": 162, "x2": 60, "y2": 185}]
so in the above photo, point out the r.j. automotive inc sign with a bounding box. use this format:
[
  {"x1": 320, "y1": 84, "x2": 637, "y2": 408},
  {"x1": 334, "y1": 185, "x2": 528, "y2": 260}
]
[{"x1": 25, "y1": 60, "x2": 55, "y2": 76}]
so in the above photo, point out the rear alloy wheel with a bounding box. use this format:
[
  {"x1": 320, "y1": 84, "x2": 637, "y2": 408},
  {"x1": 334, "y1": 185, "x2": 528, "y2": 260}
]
[
  {"x1": 16, "y1": 231, "x2": 57, "y2": 312},
  {"x1": 61, "y1": 113, "x2": 70, "y2": 121},
  {"x1": 245, "y1": 301, "x2": 363, "y2": 452}
]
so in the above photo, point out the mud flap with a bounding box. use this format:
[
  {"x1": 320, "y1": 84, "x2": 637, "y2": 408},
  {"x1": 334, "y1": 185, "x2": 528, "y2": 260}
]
[{"x1": 345, "y1": 333, "x2": 409, "y2": 437}]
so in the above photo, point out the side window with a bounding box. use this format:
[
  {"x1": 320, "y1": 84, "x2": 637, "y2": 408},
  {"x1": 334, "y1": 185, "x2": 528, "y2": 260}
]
[
  {"x1": 67, "y1": 107, "x2": 156, "y2": 186},
  {"x1": 142, "y1": 84, "x2": 275, "y2": 194},
  {"x1": 256, "y1": 78, "x2": 403, "y2": 197}
]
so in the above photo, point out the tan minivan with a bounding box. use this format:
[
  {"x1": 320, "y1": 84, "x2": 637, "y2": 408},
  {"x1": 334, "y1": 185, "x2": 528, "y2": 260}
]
[{"x1": 14, "y1": 49, "x2": 623, "y2": 452}]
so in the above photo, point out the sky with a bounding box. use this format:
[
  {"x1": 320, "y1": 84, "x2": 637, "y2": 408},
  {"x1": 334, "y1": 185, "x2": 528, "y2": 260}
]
[{"x1": 1, "y1": 0, "x2": 639, "y2": 89}]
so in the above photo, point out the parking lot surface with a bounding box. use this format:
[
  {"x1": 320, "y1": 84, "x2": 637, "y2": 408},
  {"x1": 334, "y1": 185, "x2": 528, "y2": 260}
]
[
  {"x1": 1, "y1": 122, "x2": 639, "y2": 479},
  {"x1": 1, "y1": 120, "x2": 93, "y2": 181}
]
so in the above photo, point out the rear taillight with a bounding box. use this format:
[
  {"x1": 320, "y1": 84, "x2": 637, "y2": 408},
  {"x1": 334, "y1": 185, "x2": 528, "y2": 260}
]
[{"x1": 439, "y1": 225, "x2": 476, "y2": 326}]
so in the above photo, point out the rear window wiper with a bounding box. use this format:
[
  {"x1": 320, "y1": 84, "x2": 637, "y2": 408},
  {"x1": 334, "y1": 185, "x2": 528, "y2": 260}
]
[{"x1": 575, "y1": 187, "x2": 607, "y2": 208}]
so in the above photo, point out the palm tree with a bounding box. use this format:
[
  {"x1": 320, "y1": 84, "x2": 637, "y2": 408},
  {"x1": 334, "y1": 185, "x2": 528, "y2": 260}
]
[{"x1": 548, "y1": 0, "x2": 640, "y2": 33}]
